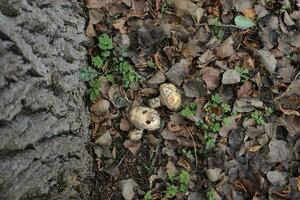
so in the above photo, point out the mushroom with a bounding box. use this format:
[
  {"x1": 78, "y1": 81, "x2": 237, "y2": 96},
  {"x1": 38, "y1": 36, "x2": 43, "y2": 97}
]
[
  {"x1": 128, "y1": 106, "x2": 161, "y2": 140},
  {"x1": 147, "y1": 83, "x2": 181, "y2": 110}
]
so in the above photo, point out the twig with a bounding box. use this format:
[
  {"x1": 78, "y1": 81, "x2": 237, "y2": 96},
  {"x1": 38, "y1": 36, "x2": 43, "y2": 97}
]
[{"x1": 184, "y1": 125, "x2": 198, "y2": 168}]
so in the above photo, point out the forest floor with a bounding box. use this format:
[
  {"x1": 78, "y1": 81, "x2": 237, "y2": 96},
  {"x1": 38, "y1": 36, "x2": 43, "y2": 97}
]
[{"x1": 81, "y1": 0, "x2": 300, "y2": 199}]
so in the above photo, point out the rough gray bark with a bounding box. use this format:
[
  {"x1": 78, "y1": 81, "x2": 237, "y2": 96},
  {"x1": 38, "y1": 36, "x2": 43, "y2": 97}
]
[{"x1": 0, "y1": 0, "x2": 94, "y2": 199}]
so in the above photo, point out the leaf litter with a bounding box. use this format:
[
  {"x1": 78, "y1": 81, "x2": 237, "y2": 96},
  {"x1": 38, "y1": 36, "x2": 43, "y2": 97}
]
[{"x1": 82, "y1": 0, "x2": 300, "y2": 199}]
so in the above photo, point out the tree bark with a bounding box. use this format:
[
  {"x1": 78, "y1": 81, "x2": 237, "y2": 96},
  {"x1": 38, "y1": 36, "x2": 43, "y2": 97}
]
[{"x1": 0, "y1": 1, "x2": 94, "y2": 199}]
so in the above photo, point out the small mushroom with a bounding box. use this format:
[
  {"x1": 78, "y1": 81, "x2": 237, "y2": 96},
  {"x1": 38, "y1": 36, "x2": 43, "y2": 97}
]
[
  {"x1": 128, "y1": 129, "x2": 143, "y2": 141},
  {"x1": 148, "y1": 83, "x2": 181, "y2": 110},
  {"x1": 128, "y1": 106, "x2": 161, "y2": 140}
]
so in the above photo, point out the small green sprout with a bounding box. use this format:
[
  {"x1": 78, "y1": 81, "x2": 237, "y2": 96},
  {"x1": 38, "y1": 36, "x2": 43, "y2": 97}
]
[
  {"x1": 207, "y1": 189, "x2": 216, "y2": 200},
  {"x1": 164, "y1": 185, "x2": 178, "y2": 199},
  {"x1": 251, "y1": 110, "x2": 265, "y2": 125},
  {"x1": 235, "y1": 66, "x2": 250, "y2": 79},
  {"x1": 265, "y1": 107, "x2": 273, "y2": 116},
  {"x1": 179, "y1": 170, "x2": 190, "y2": 193},
  {"x1": 181, "y1": 103, "x2": 197, "y2": 118},
  {"x1": 79, "y1": 66, "x2": 98, "y2": 82},
  {"x1": 98, "y1": 33, "x2": 113, "y2": 50},
  {"x1": 87, "y1": 79, "x2": 101, "y2": 103},
  {"x1": 146, "y1": 60, "x2": 156, "y2": 69},
  {"x1": 92, "y1": 56, "x2": 104, "y2": 68},
  {"x1": 204, "y1": 133, "x2": 216, "y2": 150},
  {"x1": 143, "y1": 191, "x2": 152, "y2": 200}
]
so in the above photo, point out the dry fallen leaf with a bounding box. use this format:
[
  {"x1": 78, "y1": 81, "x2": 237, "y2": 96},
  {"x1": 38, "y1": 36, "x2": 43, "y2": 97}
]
[
  {"x1": 279, "y1": 105, "x2": 300, "y2": 117},
  {"x1": 113, "y1": 18, "x2": 127, "y2": 34},
  {"x1": 248, "y1": 145, "x2": 261, "y2": 152},
  {"x1": 242, "y1": 8, "x2": 256, "y2": 20},
  {"x1": 237, "y1": 80, "x2": 253, "y2": 98},
  {"x1": 120, "y1": 119, "x2": 130, "y2": 131},
  {"x1": 202, "y1": 67, "x2": 220, "y2": 90},
  {"x1": 123, "y1": 140, "x2": 141, "y2": 155},
  {"x1": 215, "y1": 37, "x2": 235, "y2": 59},
  {"x1": 177, "y1": 157, "x2": 192, "y2": 171},
  {"x1": 86, "y1": 20, "x2": 96, "y2": 37}
]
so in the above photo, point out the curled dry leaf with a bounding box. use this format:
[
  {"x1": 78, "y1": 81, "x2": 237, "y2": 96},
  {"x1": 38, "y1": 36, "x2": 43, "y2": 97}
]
[
  {"x1": 215, "y1": 37, "x2": 235, "y2": 59},
  {"x1": 177, "y1": 157, "x2": 192, "y2": 171},
  {"x1": 279, "y1": 105, "x2": 300, "y2": 117}
]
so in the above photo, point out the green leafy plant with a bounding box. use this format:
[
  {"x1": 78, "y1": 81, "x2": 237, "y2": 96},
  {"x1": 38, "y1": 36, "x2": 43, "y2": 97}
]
[
  {"x1": 163, "y1": 185, "x2": 178, "y2": 199},
  {"x1": 117, "y1": 61, "x2": 141, "y2": 88},
  {"x1": 87, "y1": 79, "x2": 101, "y2": 102},
  {"x1": 209, "y1": 17, "x2": 224, "y2": 40},
  {"x1": 235, "y1": 66, "x2": 250, "y2": 79},
  {"x1": 207, "y1": 189, "x2": 216, "y2": 200},
  {"x1": 143, "y1": 191, "x2": 152, "y2": 200},
  {"x1": 181, "y1": 103, "x2": 197, "y2": 118},
  {"x1": 92, "y1": 56, "x2": 104, "y2": 69},
  {"x1": 80, "y1": 33, "x2": 141, "y2": 102},
  {"x1": 265, "y1": 106, "x2": 273, "y2": 116},
  {"x1": 179, "y1": 170, "x2": 190, "y2": 193},
  {"x1": 204, "y1": 132, "x2": 216, "y2": 149},
  {"x1": 98, "y1": 33, "x2": 113, "y2": 50},
  {"x1": 80, "y1": 66, "x2": 98, "y2": 82},
  {"x1": 251, "y1": 110, "x2": 265, "y2": 125}
]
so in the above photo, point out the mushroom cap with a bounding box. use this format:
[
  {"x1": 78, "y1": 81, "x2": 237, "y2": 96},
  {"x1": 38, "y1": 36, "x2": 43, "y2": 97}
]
[
  {"x1": 129, "y1": 106, "x2": 161, "y2": 131},
  {"x1": 128, "y1": 129, "x2": 143, "y2": 141},
  {"x1": 159, "y1": 83, "x2": 181, "y2": 110}
]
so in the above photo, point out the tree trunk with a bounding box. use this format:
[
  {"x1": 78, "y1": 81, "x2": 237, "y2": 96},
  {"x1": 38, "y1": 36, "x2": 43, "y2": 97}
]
[{"x1": 0, "y1": 1, "x2": 94, "y2": 199}]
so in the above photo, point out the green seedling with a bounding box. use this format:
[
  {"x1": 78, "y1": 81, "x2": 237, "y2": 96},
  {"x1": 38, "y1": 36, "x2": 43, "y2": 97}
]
[
  {"x1": 87, "y1": 79, "x2": 101, "y2": 103},
  {"x1": 265, "y1": 106, "x2": 273, "y2": 116},
  {"x1": 98, "y1": 33, "x2": 113, "y2": 50},
  {"x1": 92, "y1": 56, "x2": 104, "y2": 69},
  {"x1": 117, "y1": 61, "x2": 141, "y2": 88},
  {"x1": 251, "y1": 110, "x2": 265, "y2": 125},
  {"x1": 179, "y1": 170, "x2": 190, "y2": 193},
  {"x1": 235, "y1": 66, "x2": 250, "y2": 79},
  {"x1": 143, "y1": 191, "x2": 152, "y2": 200},
  {"x1": 80, "y1": 66, "x2": 98, "y2": 82},
  {"x1": 181, "y1": 103, "x2": 197, "y2": 118},
  {"x1": 163, "y1": 185, "x2": 178, "y2": 199},
  {"x1": 207, "y1": 189, "x2": 216, "y2": 200}
]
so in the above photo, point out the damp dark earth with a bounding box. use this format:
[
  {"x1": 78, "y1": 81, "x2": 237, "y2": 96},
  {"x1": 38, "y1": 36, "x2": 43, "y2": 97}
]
[{"x1": 0, "y1": 0, "x2": 300, "y2": 200}]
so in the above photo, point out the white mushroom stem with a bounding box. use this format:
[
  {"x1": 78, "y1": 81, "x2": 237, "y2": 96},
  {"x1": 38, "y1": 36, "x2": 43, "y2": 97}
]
[{"x1": 128, "y1": 129, "x2": 143, "y2": 141}]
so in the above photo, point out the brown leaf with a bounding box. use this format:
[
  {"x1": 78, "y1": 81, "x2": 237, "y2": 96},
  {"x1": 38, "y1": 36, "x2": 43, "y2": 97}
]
[
  {"x1": 154, "y1": 52, "x2": 165, "y2": 72},
  {"x1": 123, "y1": 140, "x2": 141, "y2": 155},
  {"x1": 215, "y1": 37, "x2": 235, "y2": 59},
  {"x1": 237, "y1": 80, "x2": 253, "y2": 98},
  {"x1": 113, "y1": 18, "x2": 127, "y2": 34},
  {"x1": 248, "y1": 145, "x2": 261, "y2": 152},
  {"x1": 242, "y1": 8, "x2": 256, "y2": 20},
  {"x1": 144, "y1": 134, "x2": 161, "y2": 146},
  {"x1": 167, "y1": 121, "x2": 184, "y2": 132},
  {"x1": 279, "y1": 105, "x2": 300, "y2": 117},
  {"x1": 202, "y1": 67, "x2": 220, "y2": 90},
  {"x1": 120, "y1": 119, "x2": 130, "y2": 131},
  {"x1": 177, "y1": 157, "x2": 192, "y2": 171},
  {"x1": 86, "y1": 20, "x2": 96, "y2": 37}
]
